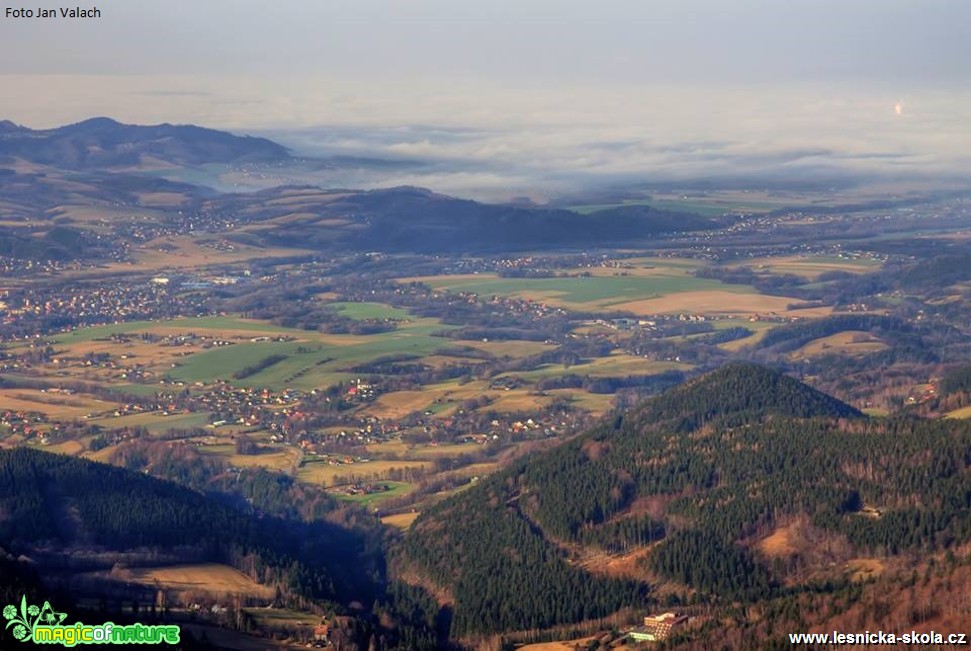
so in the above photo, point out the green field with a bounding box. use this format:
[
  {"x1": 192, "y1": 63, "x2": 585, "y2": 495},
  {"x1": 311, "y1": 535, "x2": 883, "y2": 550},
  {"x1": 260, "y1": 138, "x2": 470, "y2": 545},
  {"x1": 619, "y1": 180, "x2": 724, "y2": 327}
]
[
  {"x1": 167, "y1": 340, "x2": 304, "y2": 384},
  {"x1": 89, "y1": 411, "x2": 213, "y2": 434},
  {"x1": 199, "y1": 443, "x2": 301, "y2": 472},
  {"x1": 118, "y1": 316, "x2": 460, "y2": 390},
  {"x1": 113, "y1": 383, "x2": 166, "y2": 397},
  {"x1": 331, "y1": 301, "x2": 413, "y2": 320},
  {"x1": 415, "y1": 273, "x2": 754, "y2": 310},
  {"x1": 499, "y1": 354, "x2": 690, "y2": 381},
  {"x1": 297, "y1": 457, "x2": 433, "y2": 487},
  {"x1": 333, "y1": 481, "x2": 415, "y2": 506},
  {"x1": 409, "y1": 443, "x2": 481, "y2": 459},
  {"x1": 53, "y1": 315, "x2": 296, "y2": 344}
]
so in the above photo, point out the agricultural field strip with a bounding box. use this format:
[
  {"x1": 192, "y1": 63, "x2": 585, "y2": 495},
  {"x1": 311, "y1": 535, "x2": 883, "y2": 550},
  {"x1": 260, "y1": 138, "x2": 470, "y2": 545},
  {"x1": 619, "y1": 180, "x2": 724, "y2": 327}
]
[
  {"x1": 404, "y1": 271, "x2": 759, "y2": 310},
  {"x1": 103, "y1": 563, "x2": 275, "y2": 598},
  {"x1": 50, "y1": 315, "x2": 465, "y2": 390}
]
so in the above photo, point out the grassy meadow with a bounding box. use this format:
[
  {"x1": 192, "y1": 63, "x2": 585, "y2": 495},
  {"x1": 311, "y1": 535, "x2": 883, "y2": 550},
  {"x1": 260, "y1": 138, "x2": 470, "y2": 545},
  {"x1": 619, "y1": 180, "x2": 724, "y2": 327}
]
[
  {"x1": 410, "y1": 272, "x2": 754, "y2": 311},
  {"x1": 120, "y1": 563, "x2": 275, "y2": 598}
]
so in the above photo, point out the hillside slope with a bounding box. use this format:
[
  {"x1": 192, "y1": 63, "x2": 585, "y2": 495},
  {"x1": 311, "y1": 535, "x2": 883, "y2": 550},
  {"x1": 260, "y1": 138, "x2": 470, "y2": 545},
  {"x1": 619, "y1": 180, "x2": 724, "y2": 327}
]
[
  {"x1": 231, "y1": 185, "x2": 722, "y2": 253},
  {"x1": 397, "y1": 364, "x2": 971, "y2": 642},
  {"x1": 0, "y1": 448, "x2": 365, "y2": 604},
  {"x1": 0, "y1": 117, "x2": 289, "y2": 168}
]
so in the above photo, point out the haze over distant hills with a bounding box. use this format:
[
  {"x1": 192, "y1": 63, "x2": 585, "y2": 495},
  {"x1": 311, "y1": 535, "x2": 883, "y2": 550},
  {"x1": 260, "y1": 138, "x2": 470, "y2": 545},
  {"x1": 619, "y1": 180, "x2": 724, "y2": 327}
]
[
  {"x1": 0, "y1": 117, "x2": 290, "y2": 169},
  {"x1": 0, "y1": 118, "x2": 726, "y2": 258},
  {"x1": 242, "y1": 186, "x2": 721, "y2": 254}
]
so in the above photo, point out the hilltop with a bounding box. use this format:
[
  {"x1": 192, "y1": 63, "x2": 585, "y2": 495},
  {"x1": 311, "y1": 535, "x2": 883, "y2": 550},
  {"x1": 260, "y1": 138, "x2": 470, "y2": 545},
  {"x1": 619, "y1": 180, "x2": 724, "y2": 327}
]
[
  {"x1": 629, "y1": 362, "x2": 863, "y2": 429},
  {"x1": 0, "y1": 117, "x2": 289, "y2": 169}
]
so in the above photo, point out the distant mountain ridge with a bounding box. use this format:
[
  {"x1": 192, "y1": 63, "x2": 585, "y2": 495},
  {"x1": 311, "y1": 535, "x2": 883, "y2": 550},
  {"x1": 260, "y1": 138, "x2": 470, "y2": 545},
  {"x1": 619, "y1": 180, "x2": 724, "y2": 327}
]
[
  {"x1": 0, "y1": 118, "x2": 726, "y2": 258},
  {"x1": 244, "y1": 185, "x2": 723, "y2": 253},
  {"x1": 0, "y1": 117, "x2": 290, "y2": 168}
]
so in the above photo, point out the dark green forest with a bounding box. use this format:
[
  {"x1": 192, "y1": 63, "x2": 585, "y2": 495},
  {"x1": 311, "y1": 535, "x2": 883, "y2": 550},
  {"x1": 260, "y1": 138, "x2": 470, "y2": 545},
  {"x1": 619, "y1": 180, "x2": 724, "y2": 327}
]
[
  {"x1": 399, "y1": 365, "x2": 971, "y2": 637},
  {"x1": 0, "y1": 448, "x2": 348, "y2": 601},
  {"x1": 3, "y1": 367, "x2": 970, "y2": 646}
]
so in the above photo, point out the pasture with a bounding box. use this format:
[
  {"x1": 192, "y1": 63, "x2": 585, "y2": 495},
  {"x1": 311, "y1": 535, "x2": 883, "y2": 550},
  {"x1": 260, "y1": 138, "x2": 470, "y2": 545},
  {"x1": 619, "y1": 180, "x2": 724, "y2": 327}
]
[
  {"x1": 110, "y1": 235, "x2": 312, "y2": 271},
  {"x1": 199, "y1": 443, "x2": 302, "y2": 473},
  {"x1": 757, "y1": 522, "x2": 801, "y2": 559},
  {"x1": 0, "y1": 388, "x2": 112, "y2": 419},
  {"x1": 367, "y1": 381, "x2": 490, "y2": 419},
  {"x1": 461, "y1": 339, "x2": 551, "y2": 358},
  {"x1": 545, "y1": 389, "x2": 615, "y2": 413},
  {"x1": 52, "y1": 315, "x2": 292, "y2": 344},
  {"x1": 729, "y1": 254, "x2": 883, "y2": 280},
  {"x1": 332, "y1": 481, "x2": 415, "y2": 507},
  {"x1": 408, "y1": 442, "x2": 482, "y2": 459},
  {"x1": 789, "y1": 331, "x2": 889, "y2": 360},
  {"x1": 410, "y1": 272, "x2": 754, "y2": 312},
  {"x1": 241, "y1": 607, "x2": 320, "y2": 629},
  {"x1": 381, "y1": 512, "x2": 420, "y2": 529},
  {"x1": 207, "y1": 319, "x2": 453, "y2": 390},
  {"x1": 121, "y1": 563, "x2": 275, "y2": 598},
  {"x1": 88, "y1": 411, "x2": 213, "y2": 434},
  {"x1": 499, "y1": 353, "x2": 690, "y2": 381},
  {"x1": 404, "y1": 265, "x2": 819, "y2": 317},
  {"x1": 368, "y1": 377, "x2": 598, "y2": 420},
  {"x1": 717, "y1": 320, "x2": 776, "y2": 351},
  {"x1": 946, "y1": 406, "x2": 971, "y2": 419},
  {"x1": 43, "y1": 440, "x2": 87, "y2": 456},
  {"x1": 53, "y1": 314, "x2": 462, "y2": 391},
  {"x1": 614, "y1": 290, "x2": 831, "y2": 317},
  {"x1": 297, "y1": 457, "x2": 434, "y2": 487},
  {"x1": 330, "y1": 301, "x2": 413, "y2": 320}
]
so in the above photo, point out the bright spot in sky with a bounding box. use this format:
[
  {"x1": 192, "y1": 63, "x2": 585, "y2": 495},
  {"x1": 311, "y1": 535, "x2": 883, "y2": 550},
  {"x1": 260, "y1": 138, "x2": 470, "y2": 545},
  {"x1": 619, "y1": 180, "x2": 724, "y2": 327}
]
[{"x1": 894, "y1": 101, "x2": 904, "y2": 115}]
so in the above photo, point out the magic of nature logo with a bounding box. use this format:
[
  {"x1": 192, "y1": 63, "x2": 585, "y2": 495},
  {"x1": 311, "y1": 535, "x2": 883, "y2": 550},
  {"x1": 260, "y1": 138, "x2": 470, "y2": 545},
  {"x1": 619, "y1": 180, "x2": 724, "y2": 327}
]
[{"x1": 3, "y1": 595, "x2": 180, "y2": 646}]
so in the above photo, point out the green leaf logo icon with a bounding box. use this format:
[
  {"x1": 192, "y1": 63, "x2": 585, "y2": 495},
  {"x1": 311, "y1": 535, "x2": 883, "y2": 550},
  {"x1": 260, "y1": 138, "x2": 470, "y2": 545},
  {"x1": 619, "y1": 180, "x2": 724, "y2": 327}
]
[{"x1": 2, "y1": 595, "x2": 50, "y2": 643}]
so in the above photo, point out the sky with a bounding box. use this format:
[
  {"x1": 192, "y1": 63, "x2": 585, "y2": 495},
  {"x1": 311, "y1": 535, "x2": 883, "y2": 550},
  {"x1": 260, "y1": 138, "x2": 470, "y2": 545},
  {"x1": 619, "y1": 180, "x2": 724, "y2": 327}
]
[{"x1": 2, "y1": 0, "x2": 970, "y2": 198}]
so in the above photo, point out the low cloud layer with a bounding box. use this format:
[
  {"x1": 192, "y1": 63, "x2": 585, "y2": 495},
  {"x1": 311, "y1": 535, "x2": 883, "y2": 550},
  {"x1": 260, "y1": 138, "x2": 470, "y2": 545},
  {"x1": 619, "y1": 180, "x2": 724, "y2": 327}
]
[
  {"x1": 260, "y1": 83, "x2": 971, "y2": 200},
  {"x1": 3, "y1": 75, "x2": 968, "y2": 201}
]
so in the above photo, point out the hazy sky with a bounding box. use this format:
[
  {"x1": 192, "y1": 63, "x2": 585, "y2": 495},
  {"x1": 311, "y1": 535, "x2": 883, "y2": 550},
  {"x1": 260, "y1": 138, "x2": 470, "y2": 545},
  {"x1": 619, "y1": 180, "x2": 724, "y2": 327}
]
[
  {"x1": 3, "y1": 0, "x2": 968, "y2": 124},
  {"x1": 2, "y1": 0, "x2": 969, "y2": 197}
]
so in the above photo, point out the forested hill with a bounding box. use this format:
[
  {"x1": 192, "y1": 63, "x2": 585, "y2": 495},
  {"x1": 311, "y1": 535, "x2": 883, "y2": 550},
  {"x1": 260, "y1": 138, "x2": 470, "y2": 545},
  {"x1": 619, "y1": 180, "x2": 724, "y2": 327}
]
[
  {"x1": 628, "y1": 362, "x2": 864, "y2": 430},
  {"x1": 0, "y1": 448, "x2": 365, "y2": 604},
  {"x1": 397, "y1": 364, "x2": 971, "y2": 641},
  {"x1": 0, "y1": 117, "x2": 289, "y2": 168},
  {"x1": 251, "y1": 186, "x2": 722, "y2": 253}
]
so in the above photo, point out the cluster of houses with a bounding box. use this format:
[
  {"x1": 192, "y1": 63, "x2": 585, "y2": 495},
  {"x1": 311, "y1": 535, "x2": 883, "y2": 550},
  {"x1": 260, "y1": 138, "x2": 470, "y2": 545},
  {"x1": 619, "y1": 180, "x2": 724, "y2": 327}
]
[
  {"x1": 0, "y1": 409, "x2": 45, "y2": 440},
  {"x1": 112, "y1": 204, "x2": 245, "y2": 245},
  {"x1": 433, "y1": 252, "x2": 643, "y2": 276},
  {"x1": 0, "y1": 280, "x2": 211, "y2": 337},
  {"x1": 196, "y1": 383, "x2": 304, "y2": 425},
  {"x1": 328, "y1": 482, "x2": 393, "y2": 498},
  {"x1": 0, "y1": 256, "x2": 72, "y2": 278},
  {"x1": 344, "y1": 379, "x2": 376, "y2": 401}
]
